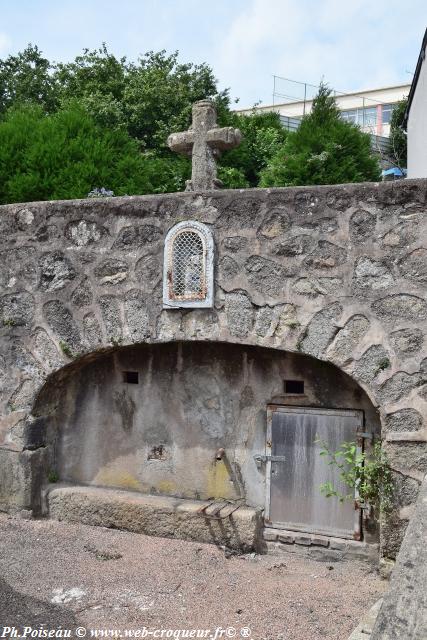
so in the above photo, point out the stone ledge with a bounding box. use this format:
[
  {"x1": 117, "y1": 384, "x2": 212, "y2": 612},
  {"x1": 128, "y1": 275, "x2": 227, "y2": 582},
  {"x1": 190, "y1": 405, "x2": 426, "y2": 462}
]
[
  {"x1": 385, "y1": 430, "x2": 427, "y2": 442},
  {"x1": 47, "y1": 484, "x2": 262, "y2": 551}
]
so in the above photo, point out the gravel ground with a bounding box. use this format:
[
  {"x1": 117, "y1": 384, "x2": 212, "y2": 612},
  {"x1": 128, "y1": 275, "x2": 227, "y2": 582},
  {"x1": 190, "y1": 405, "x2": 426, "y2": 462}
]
[{"x1": 0, "y1": 513, "x2": 385, "y2": 640}]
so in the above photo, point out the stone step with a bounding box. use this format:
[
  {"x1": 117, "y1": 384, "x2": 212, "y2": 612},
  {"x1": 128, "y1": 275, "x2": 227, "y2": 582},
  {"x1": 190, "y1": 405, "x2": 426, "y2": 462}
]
[{"x1": 263, "y1": 527, "x2": 379, "y2": 562}]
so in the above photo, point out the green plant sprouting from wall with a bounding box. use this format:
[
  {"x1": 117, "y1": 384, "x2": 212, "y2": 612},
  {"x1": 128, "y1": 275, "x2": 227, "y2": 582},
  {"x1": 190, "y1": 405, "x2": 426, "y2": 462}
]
[
  {"x1": 2, "y1": 317, "x2": 16, "y2": 327},
  {"x1": 374, "y1": 357, "x2": 391, "y2": 378},
  {"x1": 284, "y1": 320, "x2": 301, "y2": 330},
  {"x1": 59, "y1": 340, "x2": 74, "y2": 359},
  {"x1": 317, "y1": 439, "x2": 394, "y2": 515},
  {"x1": 48, "y1": 470, "x2": 59, "y2": 483}
]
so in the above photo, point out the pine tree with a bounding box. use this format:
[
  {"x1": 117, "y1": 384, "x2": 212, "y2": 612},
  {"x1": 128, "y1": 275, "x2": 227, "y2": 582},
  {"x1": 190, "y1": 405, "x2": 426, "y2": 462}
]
[{"x1": 260, "y1": 83, "x2": 381, "y2": 187}]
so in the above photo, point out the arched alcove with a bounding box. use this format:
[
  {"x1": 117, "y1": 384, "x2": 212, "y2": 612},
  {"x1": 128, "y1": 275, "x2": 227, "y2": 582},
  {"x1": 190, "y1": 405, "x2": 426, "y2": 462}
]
[
  {"x1": 162, "y1": 220, "x2": 214, "y2": 308},
  {"x1": 32, "y1": 341, "x2": 380, "y2": 541}
]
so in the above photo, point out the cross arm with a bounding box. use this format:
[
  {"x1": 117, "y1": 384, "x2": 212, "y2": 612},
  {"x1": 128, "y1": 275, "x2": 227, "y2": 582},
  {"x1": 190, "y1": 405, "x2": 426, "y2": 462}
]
[
  {"x1": 167, "y1": 131, "x2": 195, "y2": 156},
  {"x1": 206, "y1": 126, "x2": 242, "y2": 151}
]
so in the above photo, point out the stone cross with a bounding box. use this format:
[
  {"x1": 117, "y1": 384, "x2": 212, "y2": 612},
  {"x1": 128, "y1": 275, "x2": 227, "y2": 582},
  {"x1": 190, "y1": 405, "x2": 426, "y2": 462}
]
[{"x1": 167, "y1": 99, "x2": 242, "y2": 191}]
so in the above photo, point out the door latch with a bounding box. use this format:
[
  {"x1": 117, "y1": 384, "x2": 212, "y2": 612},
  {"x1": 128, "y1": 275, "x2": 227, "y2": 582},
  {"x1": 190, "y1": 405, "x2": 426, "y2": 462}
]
[{"x1": 253, "y1": 454, "x2": 286, "y2": 469}]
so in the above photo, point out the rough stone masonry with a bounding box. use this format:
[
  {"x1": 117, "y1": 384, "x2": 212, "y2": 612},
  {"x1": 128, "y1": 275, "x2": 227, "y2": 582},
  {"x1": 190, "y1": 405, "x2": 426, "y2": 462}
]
[{"x1": 0, "y1": 178, "x2": 426, "y2": 559}]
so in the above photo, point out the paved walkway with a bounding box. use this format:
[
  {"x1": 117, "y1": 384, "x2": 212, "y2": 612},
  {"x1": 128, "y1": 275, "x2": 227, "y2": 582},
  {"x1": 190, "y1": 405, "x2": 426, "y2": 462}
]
[{"x1": 0, "y1": 514, "x2": 385, "y2": 640}]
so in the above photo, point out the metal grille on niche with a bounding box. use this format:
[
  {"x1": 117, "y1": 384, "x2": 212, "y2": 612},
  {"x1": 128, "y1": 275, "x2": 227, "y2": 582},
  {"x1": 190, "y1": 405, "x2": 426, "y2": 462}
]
[
  {"x1": 170, "y1": 230, "x2": 206, "y2": 299},
  {"x1": 163, "y1": 220, "x2": 213, "y2": 309}
]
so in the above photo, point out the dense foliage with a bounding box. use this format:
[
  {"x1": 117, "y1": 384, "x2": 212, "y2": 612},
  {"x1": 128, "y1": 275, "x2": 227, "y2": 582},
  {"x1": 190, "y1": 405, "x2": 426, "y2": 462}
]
[
  {"x1": 0, "y1": 45, "x2": 223, "y2": 202},
  {"x1": 0, "y1": 46, "x2": 382, "y2": 203},
  {"x1": 0, "y1": 102, "x2": 189, "y2": 203},
  {"x1": 318, "y1": 440, "x2": 394, "y2": 516},
  {"x1": 0, "y1": 44, "x2": 58, "y2": 114},
  {"x1": 260, "y1": 84, "x2": 381, "y2": 187},
  {"x1": 219, "y1": 110, "x2": 288, "y2": 187},
  {"x1": 0, "y1": 45, "x2": 227, "y2": 147}
]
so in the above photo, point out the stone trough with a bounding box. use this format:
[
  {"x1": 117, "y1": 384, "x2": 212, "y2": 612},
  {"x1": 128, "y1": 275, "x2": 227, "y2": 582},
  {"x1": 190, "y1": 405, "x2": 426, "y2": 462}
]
[{"x1": 47, "y1": 484, "x2": 263, "y2": 551}]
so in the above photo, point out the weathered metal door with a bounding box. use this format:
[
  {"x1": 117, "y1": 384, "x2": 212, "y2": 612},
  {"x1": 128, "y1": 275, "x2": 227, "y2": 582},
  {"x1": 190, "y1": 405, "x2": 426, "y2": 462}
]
[{"x1": 265, "y1": 406, "x2": 363, "y2": 539}]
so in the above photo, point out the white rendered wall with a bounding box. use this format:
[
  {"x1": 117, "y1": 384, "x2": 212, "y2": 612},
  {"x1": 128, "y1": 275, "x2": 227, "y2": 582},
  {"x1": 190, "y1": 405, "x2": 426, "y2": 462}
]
[
  {"x1": 237, "y1": 84, "x2": 411, "y2": 117},
  {"x1": 407, "y1": 45, "x2": 427, "y2": 178}
]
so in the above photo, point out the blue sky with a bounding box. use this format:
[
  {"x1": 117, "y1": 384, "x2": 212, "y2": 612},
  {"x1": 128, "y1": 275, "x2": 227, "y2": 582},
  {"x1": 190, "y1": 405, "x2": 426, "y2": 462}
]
[{"x1": 0, "y1": 0, "x2": 426, "y2": 108}]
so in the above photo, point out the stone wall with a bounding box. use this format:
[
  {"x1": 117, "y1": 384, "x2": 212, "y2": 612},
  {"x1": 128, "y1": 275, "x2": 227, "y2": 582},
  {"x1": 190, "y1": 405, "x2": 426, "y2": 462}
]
[
  {"x1": 1, "y1": 179, "x2": 427, "y2": 557},
  {"x1": 371, "y1": 473, "x2": 427, "y2": 639}
]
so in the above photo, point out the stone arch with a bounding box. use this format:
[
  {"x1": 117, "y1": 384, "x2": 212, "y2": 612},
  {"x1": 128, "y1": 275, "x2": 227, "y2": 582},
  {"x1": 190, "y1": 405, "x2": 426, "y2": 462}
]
[
  {"x1": 5, "y1": 297, "x2": 425, "y2": 457},
  {"x1": 6, "y1": 307, "x2": 419, "y2": 448}
]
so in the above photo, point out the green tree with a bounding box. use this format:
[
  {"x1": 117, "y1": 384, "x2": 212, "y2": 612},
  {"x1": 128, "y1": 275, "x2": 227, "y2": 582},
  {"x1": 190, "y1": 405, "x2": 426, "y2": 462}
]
[
  {"x1": 0, "y1": 102, "x2": 189, "y2": 204},
  {"x1": 219, "y1": 110, "x2": 288, "y2": 188},
  {"x1": 388, "y1": 99, "x2": 408, "y2": 170},
  {"x1": 54, "y1": 46, "x2": 229, "y2": 151},
  {"x1": 0, "y1": 43, "x2": 299, "y2": 200},
  {"x1": 260, "y1": 83, "x2": 381, "y2": 187},
  {"x1": 0, "y1": 44, "x2": 229, "y2": 150},
  {"x1": 0, "y1": 44, "x2": 58, "y2": 114},
  {"x1": 54, "y1": 44, "x2": 128, "y2": 131}
]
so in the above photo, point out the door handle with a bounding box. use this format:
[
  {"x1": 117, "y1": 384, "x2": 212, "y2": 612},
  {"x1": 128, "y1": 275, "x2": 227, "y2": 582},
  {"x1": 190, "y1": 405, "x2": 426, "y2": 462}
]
[{"x1": 253, "y1": 454, "x2": 286, "y2": 469}]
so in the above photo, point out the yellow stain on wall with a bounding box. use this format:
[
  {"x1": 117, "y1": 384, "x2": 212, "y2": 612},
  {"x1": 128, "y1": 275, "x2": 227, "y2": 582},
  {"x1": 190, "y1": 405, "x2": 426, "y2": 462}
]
[
  {"x1": 206, "y1": 460, "x2": 238, "y2": 500},
  {"x1": 92, "y1": 460, "x2": 239, "y2": 501},
  {"x1": 157, "y1": 480, "x2": 177, "y2": 494},
  {"x1": 93, "y1": 468, "x2": 143, "y2": 492}
]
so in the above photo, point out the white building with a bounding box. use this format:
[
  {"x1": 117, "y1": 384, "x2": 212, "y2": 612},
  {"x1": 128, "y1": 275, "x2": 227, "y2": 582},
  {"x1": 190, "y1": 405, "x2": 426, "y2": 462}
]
[
  {"x1": 405, "y1": 29, "x2": 427, "y2": 179},
  {"x1": 237, "y1": 83, "x2": 411, "y2": 139}
]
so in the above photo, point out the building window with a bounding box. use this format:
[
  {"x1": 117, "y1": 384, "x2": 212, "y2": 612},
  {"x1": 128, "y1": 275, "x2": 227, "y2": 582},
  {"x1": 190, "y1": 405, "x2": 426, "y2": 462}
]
[
  {"x1": 363, "y1": 107, "x2": 377, "y2": 127},
  {"x1": 341, "y1": 109, "x2": 357, "y2": 124},
  {"x1": 382, "y1": 104, "x2": 393, "y2": 124},
  {"x1": 172, "y1": 230, "x2": 204, "y2": 298},
  {"x1": 163, "y1": 220, "x2": 214, "y2": 309},
  {"x1": 341, "y1": 107, "x2": 378, "y2": 128},
  {"x1": 279, "y1": 115, "x2": 301, "y2": 132}
]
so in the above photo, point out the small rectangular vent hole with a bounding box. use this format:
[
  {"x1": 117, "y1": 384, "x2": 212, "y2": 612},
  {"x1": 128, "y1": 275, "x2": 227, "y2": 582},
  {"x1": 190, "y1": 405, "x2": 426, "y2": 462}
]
[
  {"x1": 284, "y1": 379, "x2": 304, "y2": 394},
  {"x1": 123, "y1": 371, "x2": 139, "y2": 384}
]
